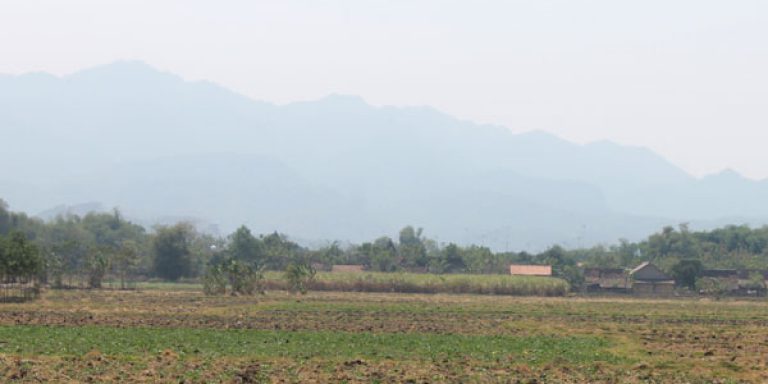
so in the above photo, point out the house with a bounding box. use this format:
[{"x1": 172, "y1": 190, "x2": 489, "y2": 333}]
[
  {"x1": 736, "y1": 270, "x2": 768, "y2": 294},
  {"x1": 583, "y1": 268, "x2": 630, "y2": 293},
  {"x1": 699, "y1": 269, "x2": 740, "y2": 292},
  {"x1": 699, "y1": 269, "x2": 768, "y2": 295},
  {"x1": 629, "y1": 262, "x2": 675, "y2": 295},
  {"x1": 582, "y1": 262, "x2": 676, "y2": 295},
  {"x1": 509, "y1": 264, "x2": 552, "y2": 276},
  {"x1": 331, "y1": 264, "x2": 365, "y2": 273}
]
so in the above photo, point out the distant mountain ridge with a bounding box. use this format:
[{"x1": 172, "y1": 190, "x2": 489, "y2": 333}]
[{"x1": 1, "y1": 61, "x2": 766, "y2": 250}]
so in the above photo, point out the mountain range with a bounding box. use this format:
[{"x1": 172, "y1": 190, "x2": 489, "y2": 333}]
[{"x1": 1, "y1": 61, "x2": 766, "y2": 250}]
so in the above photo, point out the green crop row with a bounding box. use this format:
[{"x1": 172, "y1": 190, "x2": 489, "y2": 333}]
[{"x1": 0, "y1": 326, "x2": 621, "y2": 365}]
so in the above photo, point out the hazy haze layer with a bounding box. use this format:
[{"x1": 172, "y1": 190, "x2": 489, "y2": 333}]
[
  {"x1": 1, "y1": 1, "x2": 767, "y2": 178},
  {"x1": 2, "y1": 62, "x2": 767, "y2": 250}
]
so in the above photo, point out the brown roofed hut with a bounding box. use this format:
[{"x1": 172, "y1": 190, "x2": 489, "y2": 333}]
[
  {"x1": 583, "y1": 267, "x2": 630, "y2": 293},
  {"x1": 629, "y1": 262, "x2": 675, "y2": 296}
]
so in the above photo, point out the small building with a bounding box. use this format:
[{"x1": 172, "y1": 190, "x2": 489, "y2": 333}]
[
  {"x1": 509, "y1": 264, "x2": 552, "y2": 276},
  {"x1": 584, "y1": 268, "x2": 630, "y2": 293},
  {"x1": 700, "y1": 269, "x2": 768, "y2": 296},
  {"x1": 629, "y1": 262, "x2": 675, "y2": 296},
  {"x1": 736, "y1": 270, "x2": 768, "y2": 294},
  {"x1": 699, "y1": 269, "x2": 740, "y2": 291},
  {"x1": 331, "y1": 264, "x2": 365, "y2": 273}
]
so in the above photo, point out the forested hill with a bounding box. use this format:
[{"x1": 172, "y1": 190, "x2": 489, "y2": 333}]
[{"x1": 1, "y1": 61, "x2": 767, "y2": 250}]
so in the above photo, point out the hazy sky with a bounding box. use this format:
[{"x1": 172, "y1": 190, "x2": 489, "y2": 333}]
[{"x1": 2, "y1": 0, "x2": 768, "y2": 179}]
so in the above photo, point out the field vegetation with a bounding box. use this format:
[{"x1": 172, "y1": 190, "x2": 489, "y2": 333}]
[
  {"x1": 263, "y1": 271, "x2": 569, "y2": 296},
  {"x1": 0, "y1": 287, "x2": 767, "y2": 382}
]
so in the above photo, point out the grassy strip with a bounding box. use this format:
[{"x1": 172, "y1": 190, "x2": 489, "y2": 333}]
[
  {"x1": 0, "y1": 326, "x2": 622, "y2": 365},
  {"x1": 129, "y1": 272, "x2": 569, "y2": 296},
  {"x1": 267, "y1": 271, "x2": 569, "y2": 296}
]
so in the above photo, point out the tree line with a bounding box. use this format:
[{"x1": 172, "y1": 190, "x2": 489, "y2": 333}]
[{"x1": 3, "y1": 199, "x2": 768, "y2": 290}]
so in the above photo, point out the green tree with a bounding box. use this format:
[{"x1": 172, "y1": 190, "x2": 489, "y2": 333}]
[
  {"x1": 42, "y1": 216, "x2": 92, "y2": 285},
  {"x1": 398, "y1": 226, "x2": 427, "y2": 269},
  {"x1": 673, "y1": 223, "x2": 698, "y2": 259},
  {"x1": 0, "y1": 232, "x2": 42, "y2": 279},
  {"x1": 616, "y1": 239, "x2": 641, "y2": 267},
  {"x1": 441, "y1": 243, "x2": 465, "y2": 273},
  {"x1": 315, "y1": 241, "x2": 344, "y2": 268},
  {"x1": 559, "y1": 265, "x2": 584, "y2": 291},
  {"x1": 262, "y1": 232, "x2": 302, "y2": 269},
  {"x1": 465, "y1": 245, "x2": 497, "y2": 274},
  {"x1": 113, "y1": 240, "x2": 141, "y2": 289},
  {"x1": 0, "y1": 199, "x2": 11, "y2": 236},
  {"x1": 189, "y1": 233, "x2": 223, "y2": 277},
  {"x1": 227, "y1": 226, "x2": 263, "y2": 267},
  {"x1": 369, "y1": 237, "x2": 399, "y2": 272},
  {"x1": 45, "y1": 250, "x2": 66, "y2": 288},
  {"x1": 646, "y1": 226, "x2": 676, "y2": 261},
  {"x1": 152, "y1": 223, "x2": 195, "y2": 281},
  {"x1": 671, "y1": 259, "x2": 703, "y2": 290},
  {"x1": 539, "y1": 245, "x2": 582, "y2": 290},
  {"x1": 85, "y1": 247, "x2": 109, "y2": 288}
]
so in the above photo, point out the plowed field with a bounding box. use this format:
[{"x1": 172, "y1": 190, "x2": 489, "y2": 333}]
[{"x1": 1, "y1": 289, "x2": 767, "y2": 383}]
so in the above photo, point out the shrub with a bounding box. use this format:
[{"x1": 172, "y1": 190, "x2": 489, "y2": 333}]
[
  {"x1": 284, "y1": 263, "x2": 316, "y2": 294},
  {"x1": 201, "y1": 259, "x2": 264, "y2": 296},
  {"x1": 86, "y1": 252, "x2": 109, "y2": 289},
  {"x1": 202, "y1": 266, "x2": 227, "y2": 295},
  {"x1": 226, "y1": 261, "x2": 263, "y2": 295}
]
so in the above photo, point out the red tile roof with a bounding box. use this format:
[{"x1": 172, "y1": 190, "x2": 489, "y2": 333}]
[
  {"x1": 331, "y1": 265, "x2": 365, "y2": 273},
  {"x1": 509, "y1": 264, "x2": 552, "y2": 276}
]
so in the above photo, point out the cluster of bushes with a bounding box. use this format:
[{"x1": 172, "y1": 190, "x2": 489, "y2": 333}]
[
  {"x1": 203, "y1": 261, "x2": 317, "y2": 296},
  {"x1": 202, "y1": 260, "x2": 264, "y2": 296},
  {"x1": 0, "y1": 232, "x2": 43, "y2": 301},
  {"x1": 577, "y1": 224, "x2": 768, "y2": 272},
  {"x1": 5, "y1": 198, "x2": 768, "y2": 296},
  {"x1": 2, "y1": 199, "x2": 578, "y2": 291}
]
